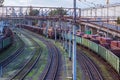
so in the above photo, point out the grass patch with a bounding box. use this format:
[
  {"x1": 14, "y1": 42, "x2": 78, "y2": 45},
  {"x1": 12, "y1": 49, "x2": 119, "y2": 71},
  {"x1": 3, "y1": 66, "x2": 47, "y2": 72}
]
[
  {"x1": 2, "y1": 33, "x2": 36, "y2": 78},
  {"x1": 25, "y1": 37, "x2": 48, "y2": 80},
  {"x1": 52, "y1": 41, "x2": 73, "y2": 80},
  {"x1": 3, "y1": 47, "x2": 34, "y2": 77}
]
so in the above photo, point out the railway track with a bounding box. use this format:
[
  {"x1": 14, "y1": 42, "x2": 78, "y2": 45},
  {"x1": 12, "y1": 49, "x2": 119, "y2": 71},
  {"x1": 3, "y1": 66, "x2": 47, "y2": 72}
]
[
  {"x1": 78, "y1": 44, "x2": 120, "y2": 80},
  {"x1": 10, "y1": 30, "x2": 42, "y2": 80},
  {"x1": 0, "y1": 35, "x2": 25, "y2": 68},
  {"x1": 65, "y1": 41, "x2": 104, "y2": 80},
  {"x1": 23, "y1": 29, "x2": 61, "y2": 80},
  {"x1": 77, "y1": 49, "x2": 103, "y2": 80},
  {"x1": 39, "y1": 42, "x2": 60, "y2": 80}
]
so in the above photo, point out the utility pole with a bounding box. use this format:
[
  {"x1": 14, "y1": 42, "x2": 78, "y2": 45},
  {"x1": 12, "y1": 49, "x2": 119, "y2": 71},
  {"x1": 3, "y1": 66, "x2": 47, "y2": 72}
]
[
  {"x1": 69, "y1": 24, "x2": 72, "y2": 61},
  {"x1": 55, "y1": 22, "x2": 57, "y2": 41},
  {"x1": 65, "y1": 22, "x2": 67, "y2": 51},
  {"x1": 106, "y1": 0, "x2": 109, "y2": 37},
  {"x1": 46, "y1": 20, "x2": 49, "y2": 38},
  {"x1": 73, "y1": 0, "x2": 77, "y2": 79},
  {"x1": 59, "y1": 8, "x2": 62, "y2": 41}
]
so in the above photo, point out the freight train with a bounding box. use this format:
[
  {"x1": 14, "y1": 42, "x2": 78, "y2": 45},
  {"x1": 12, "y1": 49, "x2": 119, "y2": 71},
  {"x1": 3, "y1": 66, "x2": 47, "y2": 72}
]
[
  {"x1": 65, "y1": 33, "x2": 120, "y2": 74},
  {"x1": 17, "y1": 24, "x2": 60, "y2": 39},
  {"x1": 0, "y1": 26, "x2": 14, "y2": 52},
  {"x1": 17, "y1": 24, "x2": 120, "y2": 74}
]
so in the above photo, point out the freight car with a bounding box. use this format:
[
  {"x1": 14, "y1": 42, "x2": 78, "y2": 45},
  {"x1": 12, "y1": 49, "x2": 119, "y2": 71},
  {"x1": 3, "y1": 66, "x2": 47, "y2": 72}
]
[
  {"x1": 17, "y1": 24, "x2": 60, "y2": 39},
  {"x1": 0, "y1": 36, "x2": 13, "y2": 51},
  {"x1": 65, "y1": 33, "x2": 120, "y2": 74},
  {"x1": 0, "y1": 26, "x2": 14, "y2": 52}
]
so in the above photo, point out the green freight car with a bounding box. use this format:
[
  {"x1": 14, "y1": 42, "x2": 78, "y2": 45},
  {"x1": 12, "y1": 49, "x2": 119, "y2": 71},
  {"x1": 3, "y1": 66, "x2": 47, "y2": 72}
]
[
  {"x1": 98, "y1": 45, "x2": 108, "y2": 60},
  {"x1": 81, "y1": 38, "x2": 90, "y2": 48},
  {"x1": 106, "y1": 50, "x2": 120, "y2": 73},
  {"x1": 65, "y1": 33, "x2": 120, "y2": 74},
  {"x1": 3, "y1": 37, "x2": 12, "y2": 48},
  {"x1": 89, "y1": 40, "x2": 98, "y2": 53}
]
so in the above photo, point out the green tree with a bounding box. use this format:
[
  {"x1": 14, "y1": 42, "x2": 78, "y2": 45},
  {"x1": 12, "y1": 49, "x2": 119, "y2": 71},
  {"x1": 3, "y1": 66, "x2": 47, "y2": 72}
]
[
  {"x1": 29, "y1": 6, "x2": 39, "y2": 16},
  {"x1": 49, "y1": 8, "x2": 67, "y2": 16},
  {"x1": 117, "y1": 17, "x2": 120, "y2": 24}
]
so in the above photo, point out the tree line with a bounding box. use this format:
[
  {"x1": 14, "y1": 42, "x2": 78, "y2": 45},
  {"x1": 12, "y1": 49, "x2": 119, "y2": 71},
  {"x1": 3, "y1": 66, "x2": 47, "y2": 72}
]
[{"x1": 29, "y1": 6, "x2": 67, "y2": 16}]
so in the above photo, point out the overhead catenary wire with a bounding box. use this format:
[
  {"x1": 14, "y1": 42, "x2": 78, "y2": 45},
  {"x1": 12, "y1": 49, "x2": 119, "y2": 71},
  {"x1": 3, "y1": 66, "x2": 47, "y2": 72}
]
[
  {"x1": 78, "y1": 0, "x2": 120, "y2": 17},
  {"x1": 78, "y1": 0, "x2": 120, "y2": 8}
]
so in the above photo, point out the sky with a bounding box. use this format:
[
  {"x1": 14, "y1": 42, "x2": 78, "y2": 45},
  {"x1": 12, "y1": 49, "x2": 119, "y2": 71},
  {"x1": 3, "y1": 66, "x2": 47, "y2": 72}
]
[{"x1": 3, "y1": 0, "x2": 120, "y2": 8}]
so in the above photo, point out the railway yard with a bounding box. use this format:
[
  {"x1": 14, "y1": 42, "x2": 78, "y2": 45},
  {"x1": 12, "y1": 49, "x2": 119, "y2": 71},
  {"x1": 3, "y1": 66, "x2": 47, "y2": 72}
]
[
  {"x1": 0, "y1": 25, "x2": 120, "y2": 80},
  {"x1": 0, "y1": 2, "x2": 120, "y2": 80}
]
